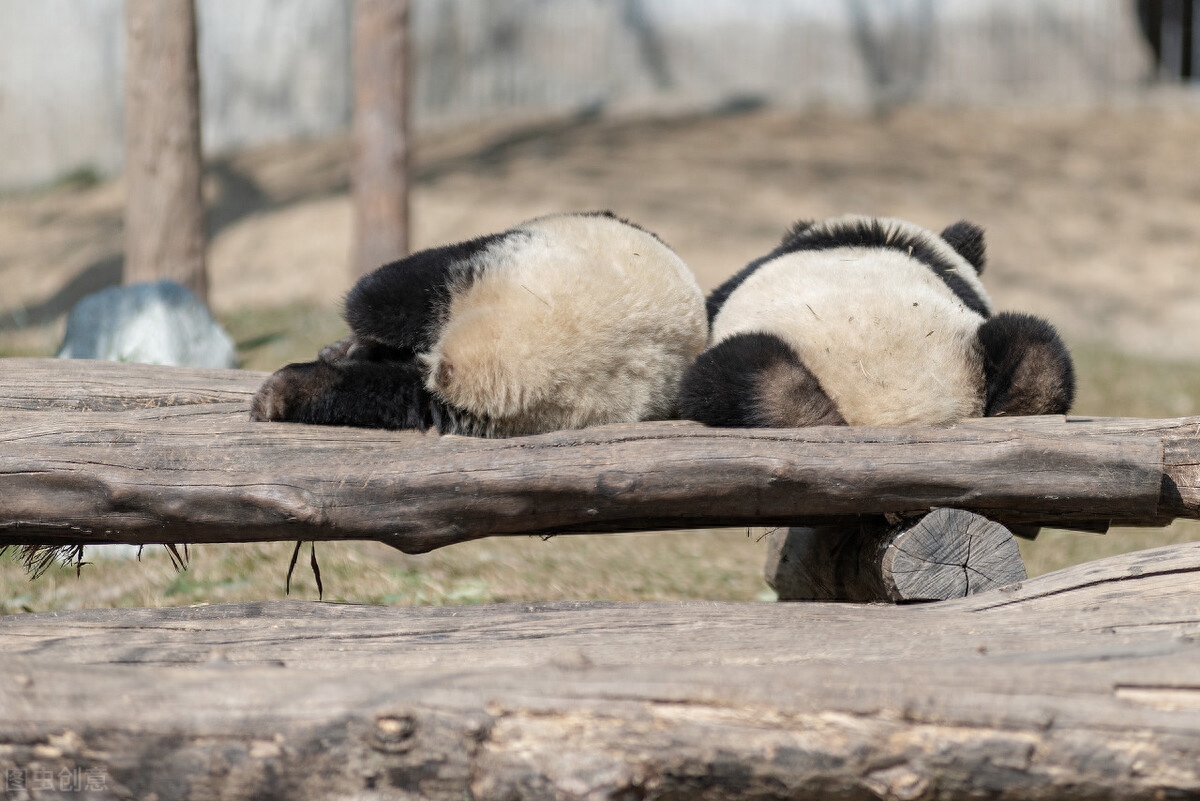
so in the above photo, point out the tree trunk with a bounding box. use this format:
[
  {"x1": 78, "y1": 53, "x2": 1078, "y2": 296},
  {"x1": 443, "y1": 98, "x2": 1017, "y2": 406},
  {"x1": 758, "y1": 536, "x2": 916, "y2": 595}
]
[
  {"x1": 351, "y1": 0, "x2": 411, "y2": 278},
  {"x1": 123, "y1": 0, "x2": 207, "y2": 303}
]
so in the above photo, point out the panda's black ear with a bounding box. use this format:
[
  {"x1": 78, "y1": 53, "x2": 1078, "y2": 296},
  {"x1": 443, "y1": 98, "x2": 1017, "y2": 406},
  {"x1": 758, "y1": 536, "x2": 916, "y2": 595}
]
[
  {"x1": 941, "y1": 221, "x2": 986, "y2": 274},
  {"x1": 779, "y1": 219, "x2": 816, "y2": 248}
]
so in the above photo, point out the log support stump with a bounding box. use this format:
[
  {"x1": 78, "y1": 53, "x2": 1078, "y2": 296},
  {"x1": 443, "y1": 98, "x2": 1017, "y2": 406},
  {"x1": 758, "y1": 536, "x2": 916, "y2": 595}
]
[{"x1": 765, "y1": 508, "x2": 1027, "y2": 602}]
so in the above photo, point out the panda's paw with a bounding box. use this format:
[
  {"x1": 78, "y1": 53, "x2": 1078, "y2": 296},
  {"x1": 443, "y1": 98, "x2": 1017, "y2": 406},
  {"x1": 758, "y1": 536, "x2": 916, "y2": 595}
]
[
  {"x1": 250, "y1": 361, "x2": 336, "y2": 422},
  {"x1": 318, "y1": 336, "x2": 359, "y2": 365}
]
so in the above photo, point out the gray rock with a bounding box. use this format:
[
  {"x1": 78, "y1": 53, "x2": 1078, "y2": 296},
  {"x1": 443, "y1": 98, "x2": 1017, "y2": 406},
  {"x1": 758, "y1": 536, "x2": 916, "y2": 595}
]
[{"x1": 57, "y1": 280, "x2": 237, "y2": 368}]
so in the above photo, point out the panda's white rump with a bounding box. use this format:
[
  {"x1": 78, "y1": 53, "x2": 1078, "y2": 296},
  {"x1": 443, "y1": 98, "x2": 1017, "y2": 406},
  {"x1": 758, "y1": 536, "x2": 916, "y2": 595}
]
[
  {"x1": 712, "y1": 246, "x2": 987, "y2": 426},
  {"x1": 424, "y1": 213, "x2": 708, "y2": 436}
]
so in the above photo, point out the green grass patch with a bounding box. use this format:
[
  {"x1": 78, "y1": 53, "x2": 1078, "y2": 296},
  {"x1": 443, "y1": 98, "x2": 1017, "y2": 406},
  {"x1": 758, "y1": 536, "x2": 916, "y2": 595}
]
[
  {"x1": 0, "y1": 532, "x2": 773, "y2": 613},
  {"x1": 218, "y1": 302, "x2": 347, "y2": 371},
  {"x1": 1070, "y1": 341, "x2": 1200, "y2": 419}
]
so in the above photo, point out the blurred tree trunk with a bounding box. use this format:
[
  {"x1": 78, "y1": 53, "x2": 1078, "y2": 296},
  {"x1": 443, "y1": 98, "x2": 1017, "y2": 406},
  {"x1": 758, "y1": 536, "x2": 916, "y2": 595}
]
[
  {"x1": 123, "y1": 0, "x2": 208, "y2": 303},
  {"x1": 352, "y1": 0, "x2": 412, "y2": 278}
]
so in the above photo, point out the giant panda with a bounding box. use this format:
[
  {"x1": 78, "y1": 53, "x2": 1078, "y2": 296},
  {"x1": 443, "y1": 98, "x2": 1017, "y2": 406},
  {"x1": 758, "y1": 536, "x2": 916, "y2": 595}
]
[
  {"x1": 251, "y1": 211, "x2": 709, "y2": 436},
  {"x1": 678, "y1": 215, "x2": 1074, "y2": 428}
]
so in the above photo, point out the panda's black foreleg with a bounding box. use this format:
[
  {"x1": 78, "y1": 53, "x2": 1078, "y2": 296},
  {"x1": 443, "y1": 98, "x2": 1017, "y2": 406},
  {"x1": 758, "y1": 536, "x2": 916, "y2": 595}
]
[
  {"x1": 318, "y1": 335, "x2": 415, "y2": 366},
  {"x1": 250, "y1": 358, "x2": 458, "y2": 432},
  {"x1": 678, "y1": 332, "x2": 846, "y2": 428},
  {"x1": 978, "y1": 312, "x2": 1076, "y2": 417}
]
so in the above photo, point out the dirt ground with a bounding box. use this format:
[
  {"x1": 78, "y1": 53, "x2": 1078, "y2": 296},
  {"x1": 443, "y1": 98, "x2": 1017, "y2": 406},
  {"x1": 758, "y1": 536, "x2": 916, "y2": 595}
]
[{"x1": 2, "y1": 105, "x2": 1200, "y2": 363}]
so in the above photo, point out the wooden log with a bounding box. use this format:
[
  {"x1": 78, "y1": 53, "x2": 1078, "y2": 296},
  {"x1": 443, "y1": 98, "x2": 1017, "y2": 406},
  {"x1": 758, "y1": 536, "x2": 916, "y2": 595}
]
[
  {"x1": 2, "y1": 359, "x2": 1198, "y2": 554},
  {"x1": 123, "y1": 0, "x2": 208, "y2": 301},
  {"x1": 764, "y1": 509, "x2": 1028, "y2": 602},
  {"x1": 2, "y1": 542, "x2": 1200, "y2": 799}
]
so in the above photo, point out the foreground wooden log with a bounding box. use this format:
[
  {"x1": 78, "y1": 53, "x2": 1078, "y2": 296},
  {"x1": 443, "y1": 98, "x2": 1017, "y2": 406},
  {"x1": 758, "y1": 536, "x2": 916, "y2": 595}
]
[
  {"x1": 2, "y1": 359, "x2": 1199, "y2": 554},
  {"x1": 2, "y1": 542, "x2": 1199, "y2": 799},
  {"x1": 765, "y1": 508, "x2": 1028, "y2": 602}
]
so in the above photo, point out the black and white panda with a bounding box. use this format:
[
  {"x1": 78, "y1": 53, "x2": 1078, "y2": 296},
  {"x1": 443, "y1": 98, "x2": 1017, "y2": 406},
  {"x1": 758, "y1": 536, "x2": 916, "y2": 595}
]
[
  {"x1": 678, "y1": 215, "x2": 1075, "y2": 428},
  {"x1": 251, "y1": 211, "x2": 709, "y2": 436}
]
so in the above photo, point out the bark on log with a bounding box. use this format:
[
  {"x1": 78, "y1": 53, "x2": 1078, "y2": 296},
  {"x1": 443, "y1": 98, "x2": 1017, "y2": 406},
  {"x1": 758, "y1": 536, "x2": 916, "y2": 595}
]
[
  {"x1": 2, "y1": 360, "x2": 1199, "y2": 554},
  {"x1": 123, "y1": 0, "x2": 208, "y2": 301},
  {"x1": 351, "y1": 0, "x2": 411, "y2": 277},
  {"x1": 764, "y1": 508, "x2": 1028, "y2": 602},
  {"x1": 2, "y1": 542, "x2": 1200, "y2": 799}
]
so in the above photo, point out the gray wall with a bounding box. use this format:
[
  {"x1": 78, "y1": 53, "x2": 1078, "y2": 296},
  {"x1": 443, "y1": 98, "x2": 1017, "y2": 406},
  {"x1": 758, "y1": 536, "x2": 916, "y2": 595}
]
[
  {"x1": 0, "y1": 0, "x2": 1151, "y2": 190},
  {"x1": 0, "y1": 0, "x2": 351, "y2": 189}
]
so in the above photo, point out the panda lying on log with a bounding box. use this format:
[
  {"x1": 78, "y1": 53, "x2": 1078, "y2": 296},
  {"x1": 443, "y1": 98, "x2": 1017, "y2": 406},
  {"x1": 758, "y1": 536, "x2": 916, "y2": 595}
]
[
  {"x1": 251, "y1": 211, "x2": 709, "y2": 436},
  {"x1": 252, "y1": 213, "x2": 1073, "y2": 436},
  {"x1": 679, "y1": 215, "x2": 1075, "y2": 427}
]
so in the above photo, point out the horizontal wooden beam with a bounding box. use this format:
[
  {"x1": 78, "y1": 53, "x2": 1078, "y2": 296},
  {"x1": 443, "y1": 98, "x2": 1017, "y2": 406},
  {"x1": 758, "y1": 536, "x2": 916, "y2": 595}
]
[
  {"x1": 1, "y1": 359, "x2": 1197, "y2": 553},
  {"x1": 2, "y1": 542, "x2": 1200, "y2": 799}
]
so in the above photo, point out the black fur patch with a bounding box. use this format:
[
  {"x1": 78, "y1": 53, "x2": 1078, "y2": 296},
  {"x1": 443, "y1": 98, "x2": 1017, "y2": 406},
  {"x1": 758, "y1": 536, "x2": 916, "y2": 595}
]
[
  {"x1": 978, "y1": 312, "x2": 1075, "y2": 416},
  {"x1": 779, "y1": 219, "x2": 817, "y2": 247},
  {"x1": 940, "y1": 220, "x2": 987, "y2": 274},
  {"x1": 250, "y1": 358, "x2": 459, "y2": 432},
  {"x1": 679, "y1": 332, "x2": 846, "y2": 428},
  {"x1": 343, "y1": 230, "x2": 517, "y2": 354},
  {"x1": 706, "y1": 218, "x2": 991, "y2": 322},
  {"x1": 318, "y1": 335, "x2": 411, "y2": 365},
  {"x1": 578, "y1": 209, "x2": 670, "y2": 246}
]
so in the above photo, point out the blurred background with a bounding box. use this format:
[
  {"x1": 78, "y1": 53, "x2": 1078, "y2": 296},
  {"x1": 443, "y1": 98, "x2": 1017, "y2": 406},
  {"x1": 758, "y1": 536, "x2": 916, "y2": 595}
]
[{"x1": 2, "y1": 0, "x2": 1199, "y2": 610}]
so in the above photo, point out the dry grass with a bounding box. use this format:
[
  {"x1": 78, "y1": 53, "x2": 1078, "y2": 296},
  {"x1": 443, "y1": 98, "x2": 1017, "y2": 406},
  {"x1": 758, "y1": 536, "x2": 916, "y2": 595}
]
[
  {"x1": 1019, "y1": 519, "x2": 1200, "y2": 579},
  {"x1": 0, "y1": 531, "x2": 775, "y2": 614}
]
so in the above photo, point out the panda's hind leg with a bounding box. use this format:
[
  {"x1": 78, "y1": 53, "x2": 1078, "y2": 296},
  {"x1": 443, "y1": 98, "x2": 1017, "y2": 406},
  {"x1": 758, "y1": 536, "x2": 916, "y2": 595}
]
[
  {"x1": 250, "y1": 358, "x2": 457, "y2": 432},
  {"x1": 679, "y1": 333, "x2": 846, "y2": 428},
  {"x1": 978, "y1": 312, "x2": 1076, "y2": 416}
]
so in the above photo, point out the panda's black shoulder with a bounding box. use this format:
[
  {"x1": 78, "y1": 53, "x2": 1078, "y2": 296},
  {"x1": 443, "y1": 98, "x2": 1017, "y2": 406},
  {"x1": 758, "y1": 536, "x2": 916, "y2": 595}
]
[{"x1": 343, "y1": 228, "x2": 523, "y2": 353}]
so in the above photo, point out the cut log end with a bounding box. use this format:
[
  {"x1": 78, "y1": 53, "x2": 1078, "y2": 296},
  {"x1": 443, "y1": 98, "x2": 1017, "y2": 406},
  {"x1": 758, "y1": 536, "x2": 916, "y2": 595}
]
[{"x1": 765, "y1": 508, "x2": 1027, "y2": 603}]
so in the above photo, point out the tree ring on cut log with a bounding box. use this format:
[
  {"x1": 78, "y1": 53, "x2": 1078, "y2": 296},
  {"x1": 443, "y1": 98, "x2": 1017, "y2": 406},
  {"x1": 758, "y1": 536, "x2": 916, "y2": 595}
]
[{"x1": 765, "y1": 508, "x2": 1026, "y2": 603}]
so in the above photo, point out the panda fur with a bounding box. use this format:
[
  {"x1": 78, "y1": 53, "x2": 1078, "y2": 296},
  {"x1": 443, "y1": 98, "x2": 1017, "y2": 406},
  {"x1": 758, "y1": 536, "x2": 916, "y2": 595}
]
[
  {"x1": 678, "y1": 215, "x2": 1075, "y2": 428},
  {"x1": 251, "y1": 211, "x2": 709, "y2": 436}
]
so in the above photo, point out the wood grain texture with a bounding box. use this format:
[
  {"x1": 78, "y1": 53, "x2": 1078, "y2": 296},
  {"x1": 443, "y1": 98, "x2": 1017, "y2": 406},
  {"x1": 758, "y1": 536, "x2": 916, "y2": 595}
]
[
  {"x1": 2, "y1": 359, "x2": 1195, "y2": 554},
  {"x1": 882, "y1": 508, "x2": 1026, "y2": 598},
  {"x1": 1, "y1": 542, "x2": 1199, "y2": 799},
  {"x1": 765, "y1": 509, "x2": 1027, "y2": 602}
]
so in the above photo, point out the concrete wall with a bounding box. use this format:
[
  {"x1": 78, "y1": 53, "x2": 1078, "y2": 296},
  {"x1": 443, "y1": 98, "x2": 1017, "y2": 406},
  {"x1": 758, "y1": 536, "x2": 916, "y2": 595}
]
[
  {"x1": 0, "y1": 0, "x2": 351, "y2": 189},
  {"x1": 0, "y1": 0, "x2": 1152, "y2": 190}
]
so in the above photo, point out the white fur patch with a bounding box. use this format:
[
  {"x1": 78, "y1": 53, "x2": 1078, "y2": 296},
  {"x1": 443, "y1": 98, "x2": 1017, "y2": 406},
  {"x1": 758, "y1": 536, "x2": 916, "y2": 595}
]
[
  {"x1": 810, "y1": 215, "x2": 994, "y2": 316},
  {"x1": 712, "y1": 241, "x2": 988, "y2": 426},
  {"x1": 423, "y1": 213, "x2": 708, "y2": 436}
]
